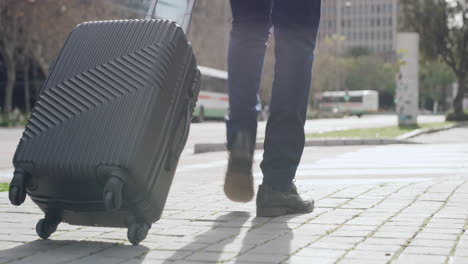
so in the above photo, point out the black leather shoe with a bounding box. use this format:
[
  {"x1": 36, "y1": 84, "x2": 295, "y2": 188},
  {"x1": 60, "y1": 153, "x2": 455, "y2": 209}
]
[
  {"x1": 256, "y1": 182, "x2": 314, "y2": 217},
  {"x1": 224, "y1": 132, "x2": 254, "y2": 203}
]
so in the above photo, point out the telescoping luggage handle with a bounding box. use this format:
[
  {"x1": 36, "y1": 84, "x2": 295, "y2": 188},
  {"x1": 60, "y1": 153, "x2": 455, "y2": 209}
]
[{"x1": 146, "y1": 0, "x2": 196, "y2": 33}]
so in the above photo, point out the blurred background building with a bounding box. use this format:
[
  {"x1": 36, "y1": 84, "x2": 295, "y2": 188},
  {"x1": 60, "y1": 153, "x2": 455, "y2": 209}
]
[{"x1": 318, "y1": 0, "x2": 399, "y2": 54}]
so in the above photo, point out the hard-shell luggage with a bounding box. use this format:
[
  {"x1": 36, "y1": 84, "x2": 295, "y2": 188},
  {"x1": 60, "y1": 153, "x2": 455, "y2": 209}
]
[{"x1": 8, "y1": 0, "x2": 199, "y2": 245}]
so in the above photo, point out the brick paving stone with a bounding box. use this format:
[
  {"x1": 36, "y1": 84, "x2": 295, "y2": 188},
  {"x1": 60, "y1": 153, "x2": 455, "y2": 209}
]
[
  {"x1": 345, "y1": 250, "x2": 394, "y2": 260},
  {"x1": 294, "y1": 247, "x2": 346, "y2": 258},
  {"x1": 404, "y1": 246, "x2": 453, "y2": 255},
  {"x1": 154, "y1": 242, "x2": 210, "y2": 251},
  {"x1": 184, "y1": 251, "x2": 239, "y2": 262},
  {"x1": 345, "y1": 218, "x2": 385, "y2": 226},
  {"x1": 306, "y1": 242, "x2": 355, "y2": 250},
  {"x1": 319, "y1": 236, "x2": 365, "y2": 244},
  {"x1": 393, "y1": 254, "x2": 447, "y2": 264},
  {"x1": 0, "y1": 241, "x2": 22, "y2": 250},
  {"x1": 203, "y1": 241, "x2": 255, "y2": 253},
  {"x1": 8, "y1": 242, "x2": 114, "y2": 264},
  {"x1": 354, "y1": 243, "x2": 402, "y2": 252},
  {"x1": 365, "y1": 238, "x2": 408, "y2": 246},
  {"x1": 141, "y1": 250, "x2": 193, "y2": 261},
  {"x1": 68, "y1": 256, "x2": 129, "y2": 264},
  {"x1": 455, "y1": 247, "x2": 468, "y2": 257},
  {"x1": 423, "y1": 227, "x2": 464, "y2": 235},
  {"x1": 338, "y1": 225, "x2": 377, "y2": 232},
  {"x1": 235, "y1": 253, "x2": 288, "y2": 263},
  {"x1": 457, "y1": 240, "x2": 468, "y2": 248},
  {"x1": 339, "y1": 258, "x2": 388, "y2": 264},
  {"x1": 414, "y1": 232, "x2": 459, "y2": 241},
  {"x1": 96, "y1": 244, "x2": 151, "y2": 258},
  {"x1": 330, "y1": 230, "x2": 372, "y2": 237},
  {"x1": 409, "y1": 239, "x2": 457, "y2": 248},
  {"x1": 122, "y1": 258, "x2": 168, "y2": 264},
  {"x1": 285, "y1": 256, "x2": 337, "y2": 264},
  {"x1": 373, "y1": 231, "x2": 417, "y2": 239},
  {"x1": 378, "y1": 225, "x2": 421, "y2": 233},
  {"x1": 246, "y1": 237, "x2": 309, "y2": 255},
  {"x1": 449, "y1": 256, "x2": 468, "y2": 264}
]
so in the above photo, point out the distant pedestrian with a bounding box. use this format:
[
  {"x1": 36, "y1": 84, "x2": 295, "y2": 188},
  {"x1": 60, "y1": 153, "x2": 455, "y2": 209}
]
[{"x1": 224, "y1": 0, "x2": 322, "y2": 217}]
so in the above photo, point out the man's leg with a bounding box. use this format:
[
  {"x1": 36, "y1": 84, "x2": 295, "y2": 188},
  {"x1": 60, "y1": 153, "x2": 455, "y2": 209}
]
[
  {"x1": 260, "y1": 0, "x2": 322, "y2": 189},
  {"x1": 257, "y1": 0, "x2": 321, "y2": 216},
  {"x1": 224, "y1": 0, "x2": 272, "y2": 202}
]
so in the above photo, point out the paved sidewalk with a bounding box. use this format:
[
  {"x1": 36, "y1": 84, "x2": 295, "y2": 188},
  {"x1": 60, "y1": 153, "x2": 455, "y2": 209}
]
[
  {"x1": 0, "y1": 125, "x2": 466, "y2": 264},
  {"x1": 1, "y1": 176, "x2": 468, "y2": 264}
]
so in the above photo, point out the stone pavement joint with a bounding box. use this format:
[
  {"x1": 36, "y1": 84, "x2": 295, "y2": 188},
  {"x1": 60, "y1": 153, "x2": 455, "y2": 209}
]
[{"x1": 389, "y1": 180, "x2": 468, "y2": 263}]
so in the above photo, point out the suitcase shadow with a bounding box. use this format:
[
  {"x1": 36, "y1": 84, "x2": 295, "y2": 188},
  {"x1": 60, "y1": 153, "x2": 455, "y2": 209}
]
[
  {"x1": 0, "y1": 239, "x2": 149, "y2": 263},
  {"x1": 162, "y1": 212, "x2": 297, "y2": 263},
  {"x1": 162, "y1": 211, "x2": 251, "y2": 262}
]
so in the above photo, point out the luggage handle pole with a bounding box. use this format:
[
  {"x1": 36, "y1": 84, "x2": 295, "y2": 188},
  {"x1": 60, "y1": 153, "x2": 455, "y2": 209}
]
[
  {"x1": 145, "y1": 0, "x2": 196, "y2": 33},
  {"x1": 181, "y1": 0, "x2": 196, "y2": 33},
  {"x1": 145, "y1": 0, "x2": 159, "y2": 20}
]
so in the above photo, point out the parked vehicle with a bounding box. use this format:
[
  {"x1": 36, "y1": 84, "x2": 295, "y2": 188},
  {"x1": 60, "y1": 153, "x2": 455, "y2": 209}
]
[
  {"x1": 193, "y1": 66, "x2": 229, "y2": 122},
  {"x1": 316, "y1": 90, "x2": 379, "y2": 117}
]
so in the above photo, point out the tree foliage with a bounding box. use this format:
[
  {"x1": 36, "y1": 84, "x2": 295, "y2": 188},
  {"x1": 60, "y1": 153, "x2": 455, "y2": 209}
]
[
  {"x1": 0, "y1": 0, "x2": 120, "y2": 121},
  {"x1": 401, "y1": 0, "x2": 468, "y2": 118},
  {"x1": 420, "y1": 59, "x2": 455, "y2": 112},
  {"x1": 312, "y1": 37, "x2": 398, "y2": 109}
]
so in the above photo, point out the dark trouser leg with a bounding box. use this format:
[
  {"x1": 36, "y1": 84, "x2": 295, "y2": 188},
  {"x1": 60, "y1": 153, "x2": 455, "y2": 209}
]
[
  {"x1": 260, "y1": 0, "x2": 322, "y2": 189},
  {"x1": 226, "y1": 0, "x2": 272, "y2": 151}
]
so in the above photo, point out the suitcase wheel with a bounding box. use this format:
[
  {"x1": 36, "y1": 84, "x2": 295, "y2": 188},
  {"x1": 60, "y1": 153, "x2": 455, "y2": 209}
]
[
  {"x1": 103, "y1": 177, "x2": 124, "y2": 211},
  {"x1": 36, "y1": 219, "x2": 59, "y2": 239},
  {"x1": 9, "y1": 171, "x2": 28, "y2": 206},
  {"x1": 128, "y1": 223, "x2": 150, "y2": 246}
]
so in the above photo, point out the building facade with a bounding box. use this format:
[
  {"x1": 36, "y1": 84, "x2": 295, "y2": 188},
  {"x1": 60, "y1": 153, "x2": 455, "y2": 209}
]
[{"x1": 318, "y1": 0, "x2": 399, "y2": 54}]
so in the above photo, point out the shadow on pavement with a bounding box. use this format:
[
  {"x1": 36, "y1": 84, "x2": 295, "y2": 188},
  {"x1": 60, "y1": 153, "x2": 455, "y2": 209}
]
[
  {"x1": 234, "y1": 215, "x2": 297, "y2": 263},
  {"x1": 164, "y1": 211, "x2": 301, "y2": 263},
  {"x1": 165, "y1": 211, "x2": 251, "y2": 262},
  {"x1": 0, "y1": 239, "x2": 149, "y2": 264}
]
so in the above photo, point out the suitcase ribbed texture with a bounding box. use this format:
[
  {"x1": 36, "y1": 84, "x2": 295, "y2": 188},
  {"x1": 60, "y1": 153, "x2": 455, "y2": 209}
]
[{"x1": 13, "y1": 19, "x2": 196, "y2": 214}]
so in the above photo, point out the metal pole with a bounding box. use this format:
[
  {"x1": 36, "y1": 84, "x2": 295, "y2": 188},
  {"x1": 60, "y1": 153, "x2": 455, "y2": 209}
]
[
  {"x1": 181, "y1": 0, "x2": 196, "y2": 33},
  {"x1": 146, "y1": 0, "x2": 159, "y2": 19}
]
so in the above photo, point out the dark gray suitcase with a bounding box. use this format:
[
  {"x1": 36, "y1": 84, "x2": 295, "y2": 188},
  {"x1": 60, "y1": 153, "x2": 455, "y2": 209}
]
[{"x1": 8, "y1": 0, "x2": 200, "y2": 245}]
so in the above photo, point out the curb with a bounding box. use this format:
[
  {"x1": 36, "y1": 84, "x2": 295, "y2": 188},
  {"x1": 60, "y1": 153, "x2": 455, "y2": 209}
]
[
  {"x1": 396, "y1": 121, "x2": 468, "y2": 140},
  {"x1": 194, "y1": 138, "x2": 416, "y2": 154}
]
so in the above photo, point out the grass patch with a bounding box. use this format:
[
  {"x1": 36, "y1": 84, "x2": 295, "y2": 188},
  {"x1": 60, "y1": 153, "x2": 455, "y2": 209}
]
[
  {"x1": 307, "y1": 122, "x2": 455, "y2": 139},
  {"x1": 0, "y1": 183, "x2": 9, "y2": 192}
]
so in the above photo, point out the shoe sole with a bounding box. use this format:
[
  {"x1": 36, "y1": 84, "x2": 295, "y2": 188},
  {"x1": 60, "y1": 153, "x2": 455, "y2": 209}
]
[
  {"x1": 224, "y1": 155, "x2": 254, "y2": 203},
  {"x1": 224, "y1": 171, "x2": 254, "y2": 203},
  {"x1": 256, "y1": 203, "x2": 315, "y2": 217}
]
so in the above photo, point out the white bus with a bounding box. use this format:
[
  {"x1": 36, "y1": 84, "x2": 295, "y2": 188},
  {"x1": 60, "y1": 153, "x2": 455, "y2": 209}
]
[
  {"x1": 317, "y1": 90, "x2": 379, "y2": 117},
  {"x1": 193, "y1": 66, "x2": 229, "y2": 122}
]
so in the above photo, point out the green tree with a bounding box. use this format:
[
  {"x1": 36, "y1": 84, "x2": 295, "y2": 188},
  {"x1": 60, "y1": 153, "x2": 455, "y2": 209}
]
[
  {"x1": 401, "y1": 0, "x2": 468, "y2": 119},
  {"x1": 0, "y1": 0, "x2": 31, "y2": 119},
  {"x1": 0, "y1": 0, "x2": 120, "y2": 122},
  {"x1": 312, "y1": 37, "x2": 398, "y2": 110},
  {"x1": 420, "y1": 60, "x2": 455, "y2": 112},
  {"x1": 346, "y1": 46, "x2": 373, "y2": 58}
]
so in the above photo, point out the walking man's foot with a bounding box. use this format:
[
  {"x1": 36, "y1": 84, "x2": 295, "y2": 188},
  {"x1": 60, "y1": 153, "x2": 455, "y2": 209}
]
[
  {"x1": 224, "y1": 132, "x2": 254, "y2": 203},
  {"x1": 256, "y1": 182, "x2": 314, "y2": 217}
]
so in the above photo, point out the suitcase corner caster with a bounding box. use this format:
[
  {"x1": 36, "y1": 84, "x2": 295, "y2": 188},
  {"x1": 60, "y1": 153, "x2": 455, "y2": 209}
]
[
  {"x1": 103, "y1": 177, "x2": 124, "y2": 212},
  {"x1": 127, "y1": 223, "x2": 150, "y2": 246},
  {"x1": 36, "y1": 219, "x2": 59, "y2": 240},
  {"x1": 9, "y1": 171, "x2": 28, "y2": 206}
]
